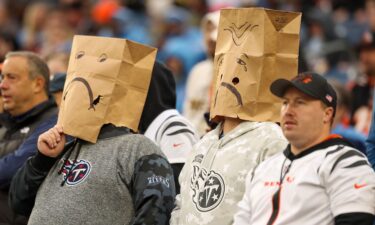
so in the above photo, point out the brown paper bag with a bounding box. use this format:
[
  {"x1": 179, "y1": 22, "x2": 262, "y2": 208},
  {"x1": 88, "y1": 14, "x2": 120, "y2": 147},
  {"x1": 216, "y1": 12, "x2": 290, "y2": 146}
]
[
  {"x1": 58, "y1": 35, "x2": 157, "y2": 143},
  {"x1": 210, "y1": 7, "x2": 301, "y2": 122}
]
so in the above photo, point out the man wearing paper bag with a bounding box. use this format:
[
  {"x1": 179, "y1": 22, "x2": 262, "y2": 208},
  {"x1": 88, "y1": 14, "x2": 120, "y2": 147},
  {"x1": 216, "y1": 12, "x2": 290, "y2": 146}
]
[
  {"x1": 9, "y1": 35, "x2": 176, "y2": 225},
  {"x1": 170, "y1": 7, "x2": 301, "y2": 225}
]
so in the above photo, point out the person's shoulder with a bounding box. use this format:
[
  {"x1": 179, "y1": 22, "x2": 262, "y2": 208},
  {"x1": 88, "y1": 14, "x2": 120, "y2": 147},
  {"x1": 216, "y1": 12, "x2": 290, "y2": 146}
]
[
  {"x1": 257, "y1": 121, "x2": 283, "y2": 132},
  {"x1": 114, "y1": 133, "x2": 157, "y2": 146},
  {"x1": 255, "y1": 151, "x2": 285, "y2": 173},
  {"x1": 148, "y1": 109, "x2": 199, "y2": 138},
  {"x1": 199, "y1": 125, "x2": 220, "y2": 140},
  {"x1": 241, "y1": 121, "x2": 285, "y2": 139},
  {"x1": 106, "y1": 132, "x2": 167, "y2": 161},
  {"x1": 37, "y1": 112, "x2": 58, "y2": 126},
  {"x1": 28, "y1": 109, "x2": 58, "y2": 136},
  {"x1": 322, "y1": 139, "x2": 364, "y2": 158},
  {"x1": 163, "y1": 113, "x2": 199, "y2": 133},
  {"x1": 126, "y1": 133, "x2": 165, "y2": 155},
  {"x1": 36, "y1": 98, "x2": 58, "y2": 118},
  {"x1": 319, "y1": 140, "x2": 370, "y2": 174}
]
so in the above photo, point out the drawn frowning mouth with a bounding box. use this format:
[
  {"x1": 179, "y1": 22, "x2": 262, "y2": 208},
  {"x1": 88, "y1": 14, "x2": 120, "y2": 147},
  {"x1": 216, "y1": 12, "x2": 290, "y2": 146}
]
[
  {"x1": 214, "y1": 82, "x2": 243, "y2": 107},
  {"x1": 63, "y1": 77, "x2": 102, "y2": 111}
]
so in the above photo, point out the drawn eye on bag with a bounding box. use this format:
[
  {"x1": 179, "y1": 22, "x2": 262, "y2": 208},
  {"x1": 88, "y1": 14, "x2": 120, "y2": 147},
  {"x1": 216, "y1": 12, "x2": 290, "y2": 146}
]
[{"x1": 62, "y1": 51, "x2": 106, "y2": 111}]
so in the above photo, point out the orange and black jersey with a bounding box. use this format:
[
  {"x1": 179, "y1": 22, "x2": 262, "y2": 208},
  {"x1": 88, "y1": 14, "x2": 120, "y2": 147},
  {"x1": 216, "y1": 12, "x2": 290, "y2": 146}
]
[{"x1": 234, "y1": 137, "x2": 375, "y2": 225}]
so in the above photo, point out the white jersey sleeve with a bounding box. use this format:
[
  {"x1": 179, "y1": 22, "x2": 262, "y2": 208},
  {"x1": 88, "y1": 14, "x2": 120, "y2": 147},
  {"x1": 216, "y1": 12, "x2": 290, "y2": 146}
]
[
  {"x1": 233, "y1": 170, "x2": 254, "y2": 225},
  {"x1": 320, "y1": 146, "x2": 375, "y2": 217},
  {"x1": 145, "y1": 109, "x2": 200, "y2": 164}
]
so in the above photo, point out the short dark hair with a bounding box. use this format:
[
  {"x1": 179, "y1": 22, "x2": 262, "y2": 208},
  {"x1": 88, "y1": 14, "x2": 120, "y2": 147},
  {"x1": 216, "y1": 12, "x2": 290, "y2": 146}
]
[{"x1": 5, "y1": 51, "x2": 50, "y2": 94}]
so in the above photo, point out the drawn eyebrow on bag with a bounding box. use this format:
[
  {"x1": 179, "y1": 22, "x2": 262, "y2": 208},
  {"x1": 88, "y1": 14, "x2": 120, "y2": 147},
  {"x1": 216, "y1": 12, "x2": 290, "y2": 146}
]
[
  {"x1": 224, "y1": 22, "x2": 259, "y2": 46},
  {"x1": 63, "y1": 77, "x2": 101, "y2": 111}
]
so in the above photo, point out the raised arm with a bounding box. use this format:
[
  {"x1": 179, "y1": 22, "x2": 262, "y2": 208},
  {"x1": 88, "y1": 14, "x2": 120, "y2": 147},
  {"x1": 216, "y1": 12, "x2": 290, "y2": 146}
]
[{"x1": 8, "y1": 125, "x2": 67, "y2": 216}]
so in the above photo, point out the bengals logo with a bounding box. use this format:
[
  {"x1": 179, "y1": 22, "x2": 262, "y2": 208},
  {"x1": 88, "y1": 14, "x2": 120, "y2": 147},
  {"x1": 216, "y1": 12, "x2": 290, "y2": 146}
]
[{"x1": 293, "y1": 74, "x2": 312, "y2": 84}]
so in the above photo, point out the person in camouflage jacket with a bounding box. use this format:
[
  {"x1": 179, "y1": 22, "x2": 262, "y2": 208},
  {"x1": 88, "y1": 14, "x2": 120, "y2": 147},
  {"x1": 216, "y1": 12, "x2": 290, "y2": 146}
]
[
  {"x1": 170, "y1": 119, "x2": 287, "y2": 225},
  {"x1": 8, "y1": 124, "x2": 176, "y2": 225}
]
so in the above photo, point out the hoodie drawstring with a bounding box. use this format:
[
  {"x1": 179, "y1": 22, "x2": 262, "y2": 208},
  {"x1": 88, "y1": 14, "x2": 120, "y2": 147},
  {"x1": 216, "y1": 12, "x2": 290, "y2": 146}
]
[
  {"x1": 57, "y1": 140, "x2": 77, "y2": 175},
  {"x1": 58, "y1": 140, "x2": 83, "y2": 186}
]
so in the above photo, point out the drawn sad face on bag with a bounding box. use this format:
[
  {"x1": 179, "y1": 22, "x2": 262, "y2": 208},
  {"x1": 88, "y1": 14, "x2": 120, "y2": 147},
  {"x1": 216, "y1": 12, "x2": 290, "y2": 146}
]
[
  {"x1": 210, "y1": 8, "x2": 301, "y2": 122},
  {"x1": 58, "y1": 35, "x2": 157, "y2": 143}
]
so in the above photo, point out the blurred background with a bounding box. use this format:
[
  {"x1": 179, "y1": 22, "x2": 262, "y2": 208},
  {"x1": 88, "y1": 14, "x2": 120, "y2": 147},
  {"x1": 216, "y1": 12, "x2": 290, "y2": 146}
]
[{"x1": 0, "y1": 0, "x2": 373, "y2": 142}]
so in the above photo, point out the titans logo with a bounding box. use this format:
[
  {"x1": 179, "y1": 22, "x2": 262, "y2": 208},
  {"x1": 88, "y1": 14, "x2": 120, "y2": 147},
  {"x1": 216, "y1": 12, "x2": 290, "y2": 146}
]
[
  {"x1": 61, "y1": 159, "x2": 92, "y2": 186},
  {"x1": 190, "y1": 166, "x2": 225, "y2": 212}
]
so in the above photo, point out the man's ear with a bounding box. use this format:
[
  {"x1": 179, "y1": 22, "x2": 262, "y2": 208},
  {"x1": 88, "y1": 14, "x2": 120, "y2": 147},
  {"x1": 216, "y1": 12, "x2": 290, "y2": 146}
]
[
  {"x1": 32, "y1": 75, "x2": 46, "y2": 94},
  {"x1": 323, "y1": 107, "x2": 334, "y2": 124}
]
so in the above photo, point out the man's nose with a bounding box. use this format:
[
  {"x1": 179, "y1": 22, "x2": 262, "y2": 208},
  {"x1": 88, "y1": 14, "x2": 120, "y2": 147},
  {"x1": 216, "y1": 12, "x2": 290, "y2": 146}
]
[
  {"x1": 282, "y1": 104, "x2": 294, "y2": 116},
  {"x1": 0, "y1": 79, "x2": 9, "y2": 89}
]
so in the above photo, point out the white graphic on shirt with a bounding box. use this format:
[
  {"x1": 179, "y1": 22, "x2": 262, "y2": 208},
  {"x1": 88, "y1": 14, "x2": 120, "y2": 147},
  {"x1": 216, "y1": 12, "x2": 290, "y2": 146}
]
[{"x1": 190, "y1": 166, "x2": 225, "y2": 212}]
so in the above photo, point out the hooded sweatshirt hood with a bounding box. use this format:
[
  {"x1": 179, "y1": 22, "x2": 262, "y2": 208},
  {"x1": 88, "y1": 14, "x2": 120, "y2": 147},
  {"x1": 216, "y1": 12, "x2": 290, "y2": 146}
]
[{"x1": 139, "y1": 61, "x2": 176, "y2": 133}]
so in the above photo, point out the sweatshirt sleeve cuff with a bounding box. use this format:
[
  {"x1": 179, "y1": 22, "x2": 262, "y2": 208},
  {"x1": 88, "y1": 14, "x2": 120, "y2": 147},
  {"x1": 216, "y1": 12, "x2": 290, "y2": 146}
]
[{"x1": 31, "y1": 152, "x2": 58, "y2": 172}]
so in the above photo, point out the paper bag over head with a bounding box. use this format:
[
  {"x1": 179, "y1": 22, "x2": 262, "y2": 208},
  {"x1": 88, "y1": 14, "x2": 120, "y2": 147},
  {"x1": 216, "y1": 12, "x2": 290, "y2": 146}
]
[
  {"x1": 210, "y1": 7, "x2": 301, "y2": 122},
  {"x1": 58, "y1": 35, "x2": 157, "y2": 143}
]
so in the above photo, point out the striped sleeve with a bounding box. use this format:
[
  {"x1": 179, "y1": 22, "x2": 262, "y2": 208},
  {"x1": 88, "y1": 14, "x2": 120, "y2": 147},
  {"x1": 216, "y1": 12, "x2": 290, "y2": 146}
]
[
  {"x1": 157, "y1": 117, "x2": 199, "y2": 164},
  {"x1": 321, "y1": 146, "x2": 375, "y2": 217}
]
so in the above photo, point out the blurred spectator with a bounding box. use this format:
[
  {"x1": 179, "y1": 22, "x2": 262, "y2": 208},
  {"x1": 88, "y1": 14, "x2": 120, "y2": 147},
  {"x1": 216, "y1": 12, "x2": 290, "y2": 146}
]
[
  {"x1": 91, "y1": 0, "x2": 120, "y2": 26},
  {"x1": 45, "y1": 51, "x2": 69, "y2": 77},
  {"x1": 146, "y1": 0, "x2": 173, "y2": 20},
  {"x1": 365, "y1": 0, "x2": 375, "y2": 173},
  {"x1": 350, "y1": 41, "x2": 375, "y2": 135},
  {"x1": 49, "y1": 73, "x2": 66, "y2": 107},
  {"x1": 366, "y1": 0, "x2": 375, "y2": 35},
  {"x1": 324, "y1": 46, "x2": 356, "y2": 84},
  {"x1": 45, "y1": 51, "x2": 68, "y2": 107},
  {"x1": 0, "y1": 51, "x2": 57, "y2": 225},
  {"x1": 333, "y1": 7, "x2": 369, "y2": 46},
  {"x1": 38, "y1": 7, "x2": 74, "y2": 58},
  {"x1": 366, "y1": 88, "x2": 375, "y2": 170},
  {"x1": 111, "y1": 5, "x2": 153, "y2": 44},
  {"x1": 183, "y1": 10, "x2": 219, "y2": 136},
  {"x1": 17, "y1": 1, "x2": 52, "y2": 52},
  {"x1": 175, "y1": 0, "x2": 208, "y2": 26},
  {"x1": 0, "y1": 64, "x2": 2, "y2": 115},
  {"x1": 330, "y1": 80, "x2": 367, "y2": 154},
  {"x1": 157, "y1": 5, "x2": 206, "y2": 112},
  {"x1": 91, "y1": 0, "x2": 153, "y2": 44},
  {"x1": 91, "y1": 0, "x2": 121, "y2": 37},
  {"x1": 0, "y1": 1, "x2": 19, "y2": 37},
  {"x1": 60, "y1": 0, "x2": 96, "y2": 36},
  {"x1": 206, "y1": 0, "x2": 241, "y2": 9},
  {"x1": 0, "y1": 32, "x2": 19, "y2": 62},
  {"x1": 303, "y1": 12, "x2": 332, "y2": 72}
]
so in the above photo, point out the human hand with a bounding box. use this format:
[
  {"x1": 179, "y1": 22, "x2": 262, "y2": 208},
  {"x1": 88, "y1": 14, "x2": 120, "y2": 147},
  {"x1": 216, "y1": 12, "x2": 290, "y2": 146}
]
[{"x1": 37, "y1": 125, "x2": 66, "y2": 158}]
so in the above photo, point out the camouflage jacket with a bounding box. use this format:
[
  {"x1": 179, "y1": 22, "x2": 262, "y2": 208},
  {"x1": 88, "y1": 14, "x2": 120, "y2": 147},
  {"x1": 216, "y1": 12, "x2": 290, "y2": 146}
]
[
  {"x1": 9, "y1": 125, "x2": 176, "y2": 225},
  {"x1": 170, "y1": 121, "x2": 287, "y2": 225}
]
